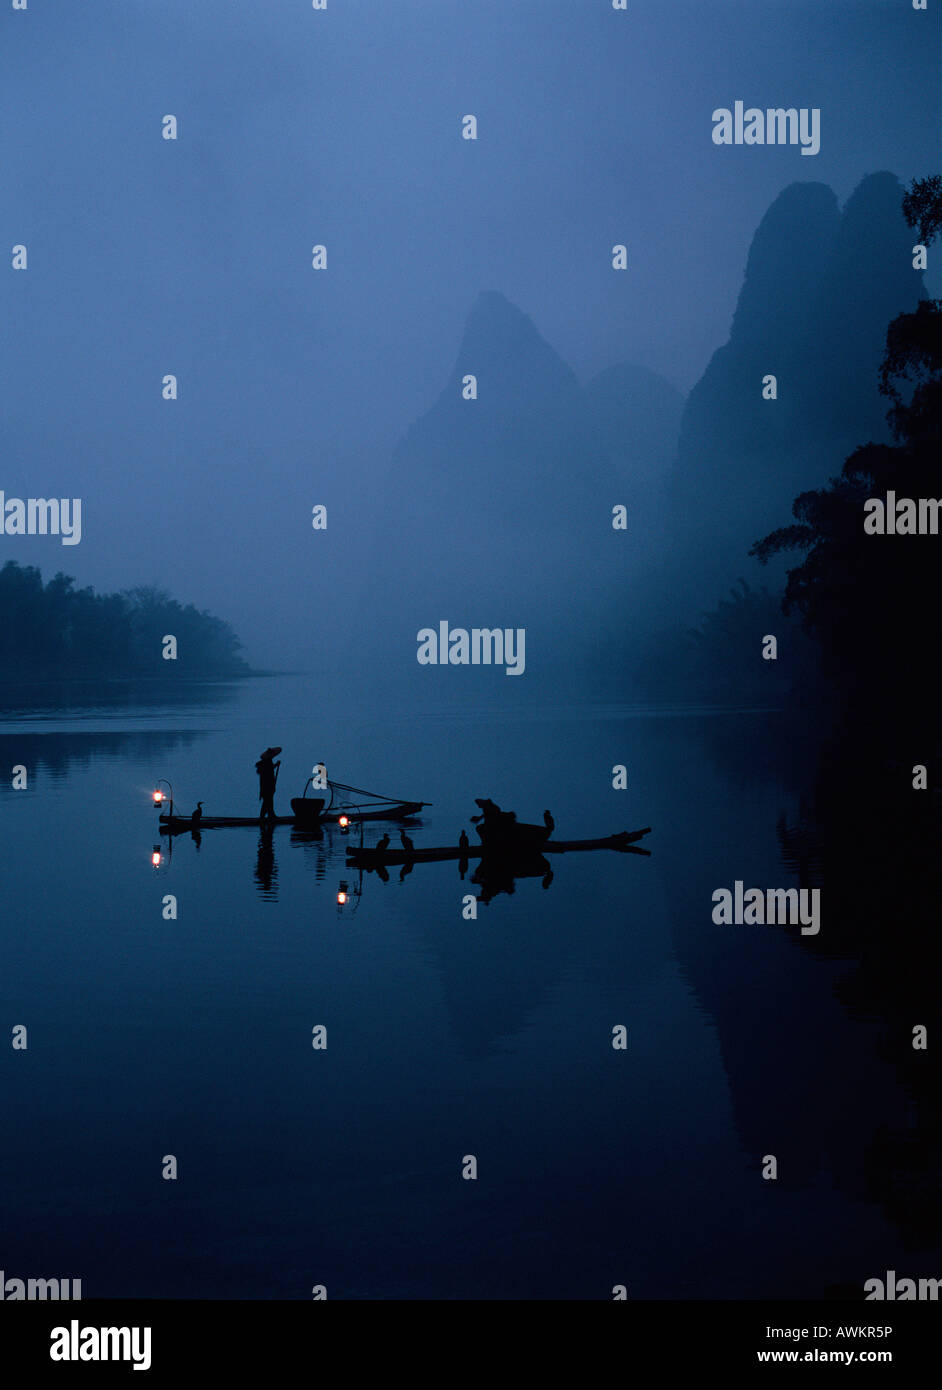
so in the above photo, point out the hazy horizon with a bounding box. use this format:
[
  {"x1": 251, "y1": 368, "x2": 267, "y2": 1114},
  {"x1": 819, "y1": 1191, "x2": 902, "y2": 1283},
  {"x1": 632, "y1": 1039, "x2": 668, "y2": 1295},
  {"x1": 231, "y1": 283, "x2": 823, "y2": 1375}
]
[{"x1": 3, "y1": 0, "x2": 939, "y2": 668}]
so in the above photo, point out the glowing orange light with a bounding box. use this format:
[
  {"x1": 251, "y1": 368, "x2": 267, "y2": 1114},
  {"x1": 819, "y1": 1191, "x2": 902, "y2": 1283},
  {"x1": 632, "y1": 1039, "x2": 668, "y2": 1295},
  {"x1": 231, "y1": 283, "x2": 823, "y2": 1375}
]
[
  {"x1": 337, "y1": 891, "x2": 347, "y2": 905},
  {"x1": 153, "y1": 790, "x2": 163, "y2": 804},
  {"x1": 151, "y1": 851, "x2": 161, "y2": 867},
  {"x1": 338, "y1": 815, "x2": 349, "y2": 828}
]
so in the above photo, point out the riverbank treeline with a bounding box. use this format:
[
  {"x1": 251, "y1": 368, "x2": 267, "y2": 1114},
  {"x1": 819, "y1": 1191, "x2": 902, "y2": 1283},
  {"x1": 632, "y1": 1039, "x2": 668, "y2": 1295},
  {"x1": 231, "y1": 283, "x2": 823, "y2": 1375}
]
[{"x1": 0, "y1": 562, "x2": 250, "y2": 677}]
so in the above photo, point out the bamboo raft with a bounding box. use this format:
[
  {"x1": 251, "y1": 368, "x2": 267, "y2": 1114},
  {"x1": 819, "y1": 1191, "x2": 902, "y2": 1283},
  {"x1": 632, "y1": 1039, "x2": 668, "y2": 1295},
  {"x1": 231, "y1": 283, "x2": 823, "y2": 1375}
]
[
  {"x1": 347, "y1": 827, "x2": 652, "y2": 867},
  {"x1": 158, "y1": 801, "x2": 423, "y2": 834}
]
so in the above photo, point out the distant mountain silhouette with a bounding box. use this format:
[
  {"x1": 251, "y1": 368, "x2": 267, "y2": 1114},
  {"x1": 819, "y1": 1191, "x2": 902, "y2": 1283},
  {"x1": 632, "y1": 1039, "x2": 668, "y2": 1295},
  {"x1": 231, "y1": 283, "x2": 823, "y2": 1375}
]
[
  {"x1": 390, "y1": 290, "x2": 610, "y2": 555},
  {"x1": 372, "y1": 291, "x2": 681, "y2": 690},
  {"x1": 666, "y1": 172, "x2": 926, "y2": 609},
  {"x1": 584, "y1": 362, "x2": 684, "y2": 549}
]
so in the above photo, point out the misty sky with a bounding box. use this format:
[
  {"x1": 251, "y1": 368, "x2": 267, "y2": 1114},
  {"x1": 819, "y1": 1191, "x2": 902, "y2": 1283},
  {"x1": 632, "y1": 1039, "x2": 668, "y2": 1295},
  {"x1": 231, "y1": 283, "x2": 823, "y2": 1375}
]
[{"x1": 2, "y1": 0, "x2": 939, "y2": 666}]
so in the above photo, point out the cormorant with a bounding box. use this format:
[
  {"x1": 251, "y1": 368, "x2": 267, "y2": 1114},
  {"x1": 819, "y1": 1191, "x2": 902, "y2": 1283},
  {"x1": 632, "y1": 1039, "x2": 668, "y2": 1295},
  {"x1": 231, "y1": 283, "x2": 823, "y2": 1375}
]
[
  {"x1": 399, "y1": 829, "x2": 414, "y2": 853},
  {"x1": 376, "y1": 833, "x2": 390, "y2": 852},
  {"x1": 458, "y1": 829, "x2": 470, "y2": 851},
  {"x1": 191, "y1": 801, "x2": 203, "y2": 827},
  {"x1": 543, "y1": 810, "x2": 555, "y2": 835}
]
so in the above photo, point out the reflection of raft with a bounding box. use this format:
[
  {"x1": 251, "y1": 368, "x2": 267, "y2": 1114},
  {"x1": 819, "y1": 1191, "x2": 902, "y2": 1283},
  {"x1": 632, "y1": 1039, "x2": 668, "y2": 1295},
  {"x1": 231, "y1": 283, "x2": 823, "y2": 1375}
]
[
  {"x1": 161, "y1": 812, "x2": 311, "y2": 831},
  {"x1": 347, "y1": 827, "x2": 651, "y2": 867}
]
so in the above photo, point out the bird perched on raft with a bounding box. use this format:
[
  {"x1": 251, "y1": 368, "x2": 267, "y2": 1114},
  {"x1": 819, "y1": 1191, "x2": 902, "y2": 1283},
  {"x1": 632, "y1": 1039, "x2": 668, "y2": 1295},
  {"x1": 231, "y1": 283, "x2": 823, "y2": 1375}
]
[
  {"x1": 399, "y1": 830, "x2": 414, "y2": 853},
  {"x1": 375, "y1": 833, "x2": 390, "y2": 851},
  {"x1": 191, "y1": 802, "x2": 203, "y2": 827}
]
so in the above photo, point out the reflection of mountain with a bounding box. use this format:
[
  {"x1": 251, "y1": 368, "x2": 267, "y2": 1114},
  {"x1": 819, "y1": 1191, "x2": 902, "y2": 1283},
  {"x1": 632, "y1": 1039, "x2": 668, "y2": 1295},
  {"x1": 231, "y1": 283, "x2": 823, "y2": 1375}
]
[
  {"x1": 390, "y1": 856, "x2": 643, "y2": 1062},
  {"x1": 372, "y1": 291, "x2": 680, "y2": 691},
  {"x1": 352, "y1": 852, "x2": 564, "y2": 1059},
  {"x1": 0, "y1": 676, "x2": 240, "y2": 719},
  {"x1": 664, "y1": 716, "x2": 942, "y2": 1284},
  {"x1": 0, "y1": 727, "x2": 206, "y2": 787},
  {"x1": 781, "y1": 736, "x2": 942, "y2": 1248},
  {"x1": 665, "y1": 172, "x2": 926, "y2": 613}
]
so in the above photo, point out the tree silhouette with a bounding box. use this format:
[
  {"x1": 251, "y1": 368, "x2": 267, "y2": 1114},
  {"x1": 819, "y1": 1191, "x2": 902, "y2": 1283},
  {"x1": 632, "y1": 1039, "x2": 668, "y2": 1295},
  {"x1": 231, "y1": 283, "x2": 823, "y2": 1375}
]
[
  {"x1": 750, "y1": 176, "x2": 942, "y2": 720},
  {"x1": 0, "y1": 562, "x2": 249, "y2": 678},
  {"x1": 902, "y1": 174, "x2": 942, "y2": 249}
]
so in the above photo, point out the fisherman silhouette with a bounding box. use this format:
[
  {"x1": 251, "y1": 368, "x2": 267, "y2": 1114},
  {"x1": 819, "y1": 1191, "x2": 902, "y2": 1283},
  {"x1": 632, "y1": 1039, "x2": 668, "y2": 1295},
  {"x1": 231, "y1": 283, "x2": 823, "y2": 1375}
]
[
  {"x1": 255, "y1": 747, "x2": 282, "y2": 823},
  {"x1": 399, "y1": 829, "x2": 414, "y2": 853},
  {"x1": 376, "y1": 833, "x2": 390, "y2": 851},
  {"x1": 470, "y1": 797, "x2": 517, "y2": 835}
]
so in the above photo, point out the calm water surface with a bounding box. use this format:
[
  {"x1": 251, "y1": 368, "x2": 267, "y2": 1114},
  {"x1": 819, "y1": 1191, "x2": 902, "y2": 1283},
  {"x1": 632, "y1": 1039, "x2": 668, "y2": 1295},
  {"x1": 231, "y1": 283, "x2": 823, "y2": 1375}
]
[{"x1": 0, "y1": 676, "x2": 924, "y2": 1298}]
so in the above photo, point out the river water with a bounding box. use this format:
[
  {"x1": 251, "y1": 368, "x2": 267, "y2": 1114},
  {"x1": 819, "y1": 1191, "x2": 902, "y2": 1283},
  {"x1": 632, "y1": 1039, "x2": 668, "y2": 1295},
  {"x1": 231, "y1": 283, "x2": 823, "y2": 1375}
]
[{"x1": 0, "y1": 675, "x2": 929, "y2": 1298}]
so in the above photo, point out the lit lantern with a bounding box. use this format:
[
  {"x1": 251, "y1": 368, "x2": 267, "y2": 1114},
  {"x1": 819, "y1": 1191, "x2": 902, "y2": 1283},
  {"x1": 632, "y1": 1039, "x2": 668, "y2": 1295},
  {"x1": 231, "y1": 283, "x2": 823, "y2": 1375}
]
[
  {"x1": 337, "y1": 890, "x2": 347, "y2": 905},
  {"x1": 153, "y1": 780, "x2": 173, "y2": 812},
  {"x1": 151, "y1": 847, "x2": 162, "y2": 867},
  {"x1": 338, "y1": 815, "x2": 349, "y2": 829}
]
